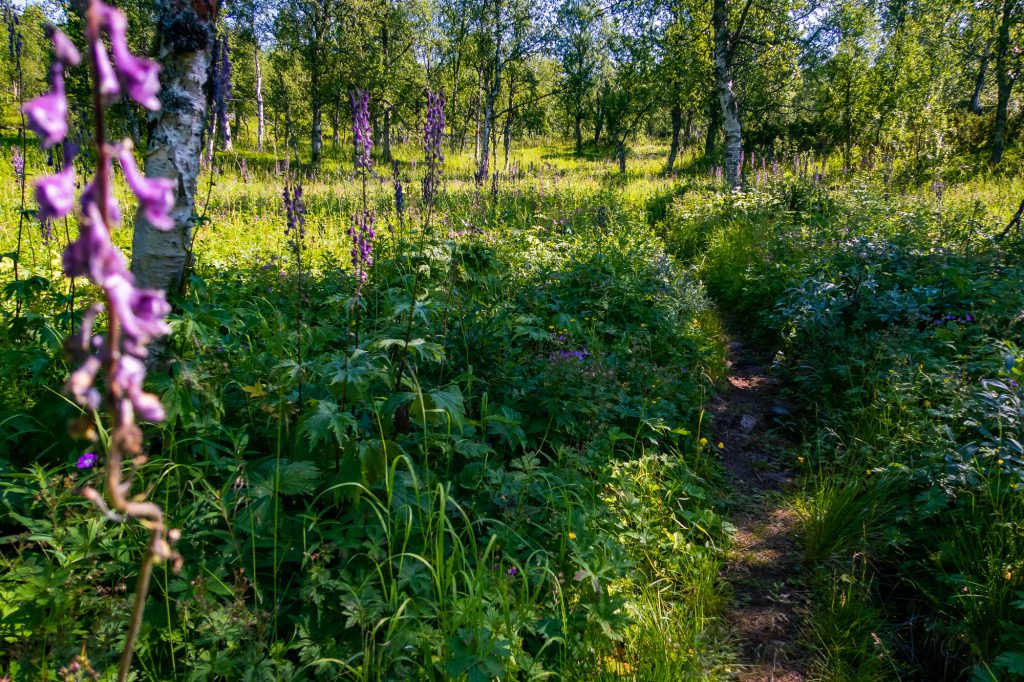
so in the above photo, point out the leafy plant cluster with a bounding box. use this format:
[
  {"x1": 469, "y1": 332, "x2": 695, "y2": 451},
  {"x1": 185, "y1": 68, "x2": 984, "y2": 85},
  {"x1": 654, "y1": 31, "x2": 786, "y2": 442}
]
[
  {"x1": 1, "y1": 149, "x2": 734, "y2": 680},
  {"x1": 659, "y1": 179, "x2": 1024, "y2": 679}
]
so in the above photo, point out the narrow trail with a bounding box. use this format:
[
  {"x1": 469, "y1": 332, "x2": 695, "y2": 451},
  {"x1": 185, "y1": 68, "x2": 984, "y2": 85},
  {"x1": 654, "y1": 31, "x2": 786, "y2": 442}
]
[{"x1": 711, "y1": 336, "x2": 811, "y2": 682}]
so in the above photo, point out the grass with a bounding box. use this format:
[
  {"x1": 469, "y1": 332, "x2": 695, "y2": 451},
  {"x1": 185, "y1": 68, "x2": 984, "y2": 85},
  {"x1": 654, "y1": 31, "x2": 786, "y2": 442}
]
[{"x1": 3, "y1": 134, "x2": 1024, "y2": 679}]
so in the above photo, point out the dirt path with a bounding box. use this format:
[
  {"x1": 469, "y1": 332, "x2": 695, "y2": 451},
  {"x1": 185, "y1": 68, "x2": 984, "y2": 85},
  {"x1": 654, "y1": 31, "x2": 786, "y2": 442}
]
[{"x1": 712, "y1": 338, "x2": 810, "y2": 681}]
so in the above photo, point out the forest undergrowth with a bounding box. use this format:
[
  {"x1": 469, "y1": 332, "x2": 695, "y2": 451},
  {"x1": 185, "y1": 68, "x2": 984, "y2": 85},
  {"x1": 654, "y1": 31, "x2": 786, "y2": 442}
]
[{"x1": 2, "y1": 138, "x2": 1024, "y2": 681}]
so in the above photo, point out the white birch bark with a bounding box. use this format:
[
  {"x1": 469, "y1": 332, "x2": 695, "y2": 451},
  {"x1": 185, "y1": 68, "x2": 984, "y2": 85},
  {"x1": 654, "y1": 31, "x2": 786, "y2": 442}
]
[
  {"x1": 713, "y1": 0, "x2": 743, "y2": 189},
  {"x1": 130, "y1": 2, "x2": 215, "y2": 292}
]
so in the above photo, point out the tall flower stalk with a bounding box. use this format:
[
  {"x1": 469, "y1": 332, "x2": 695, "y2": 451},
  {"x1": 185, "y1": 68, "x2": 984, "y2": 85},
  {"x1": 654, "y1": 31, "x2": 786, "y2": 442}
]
[
  {"x1": 348, "y1": 89, "x2": 374, "y2": 347},
  {"x1": 393, "y1": 91, "x2": 444, "y2": 395},
  {"x1": 282, "y1": 174, "x2": 306, "y2": 404},
  {"x1": 24, "y1": 6, "x2": 178, "y2": 680},
  {"x1": 8, "y1": 3, "x2": 26, "y2": 317}
]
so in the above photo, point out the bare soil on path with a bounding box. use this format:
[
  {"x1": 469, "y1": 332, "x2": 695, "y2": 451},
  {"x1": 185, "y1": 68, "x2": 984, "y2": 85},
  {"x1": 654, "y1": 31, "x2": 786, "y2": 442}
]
[{"x1": 712, "y1": 337, "x2": 811, "y2": 682}]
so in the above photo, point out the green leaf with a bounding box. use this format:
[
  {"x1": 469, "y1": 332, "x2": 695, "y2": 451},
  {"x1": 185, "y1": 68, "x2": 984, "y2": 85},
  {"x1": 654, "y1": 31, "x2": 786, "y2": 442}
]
[{"x1": 298, "y1": 400, "x2": 356, "y2": 451}]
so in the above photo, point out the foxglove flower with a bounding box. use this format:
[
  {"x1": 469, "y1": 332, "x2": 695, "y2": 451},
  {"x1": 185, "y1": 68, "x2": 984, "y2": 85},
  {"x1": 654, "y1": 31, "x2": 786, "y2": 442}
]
[
  {"x1": 103, "y1": 5, "x2": 160, "y2": 110},
  {"x1": 116, "y1": 144, "x2": 174, "y2": 229},
  {"x1": 350, "y1": 89, "x2": 372, "y2": 170}
]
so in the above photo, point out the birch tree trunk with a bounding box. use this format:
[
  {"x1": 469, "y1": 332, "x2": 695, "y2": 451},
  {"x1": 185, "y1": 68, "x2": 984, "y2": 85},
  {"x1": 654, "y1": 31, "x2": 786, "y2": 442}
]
[
  {"x1": 713, "y1": 0, "x2": 743, "y2": 188},
  {"x1": 970, "y1": 42, "x2": 990, "y2": 115},
  {"x1": 254, "y1": 41, "x2": 264, "y2": 150},
  {"x1": 991, "y1": 0, "x2": 1017, "y2": 163},
  {"x1": 131, "y1": 0, "x2": 216, "y2": 293},
  {"x1": 665, "y1": 104, "x2": 682, "y2": 172},
  {"x1": 222, "y1": 104, "x2": 232, "y2": 150}
]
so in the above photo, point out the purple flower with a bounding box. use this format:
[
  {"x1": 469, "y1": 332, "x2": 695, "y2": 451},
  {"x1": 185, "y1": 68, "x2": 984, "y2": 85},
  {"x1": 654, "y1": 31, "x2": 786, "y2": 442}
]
[
  {"x1": 76, "y1": 452, "x2": 99, "y2": 469},
  {"x1": 116, "y1": 144, "x2": 174, "y2": 230},
  {"x1": 91, "y1": 40, "x2": 120, "y2": 99},
  {"x1": 349, "y1": 210, "x2": 376, "y2": 297},
  {"x1": 63, "y1": 209, "x2": 127, "y2": 284},
  {"x1": 23, "y1": 88, "x2": 68, "y2": 148},
  {"x1": 282, "y1": 179, "x2": 306, "y2": 253},
  {"x1": 35, "y1": 164, "x2": 76, "y2": 222},
  {"x1": 111, "y1": 356, "x2": 166, "y2": 421},
  {"x1": 47, "y1": 26, "x2": 81, "y2": 67},
  {"x1": 11, "y1": 146, "x2": 24, "y2": 179},
  {"x1": 350, "y1": 89, "x2": 372, "y2": 170},
  {"x1": 393, "y1": 160, "x2": 405, "y2": 216},
  {"x1": 506, "y1": 567, "x2": 518, "y2": 576},
  {"x1": 105, "y1": 273, "x2": 171, "y2": 346},
  {"x1": 422, "y1": 91, "x2": 445, "y2": 205},
  {"x1": 103, "y1": 5, "x2": 160, "y2": 110},
  {"x1": 81, "y1": 159, "x2": 123, "y2": 227}
]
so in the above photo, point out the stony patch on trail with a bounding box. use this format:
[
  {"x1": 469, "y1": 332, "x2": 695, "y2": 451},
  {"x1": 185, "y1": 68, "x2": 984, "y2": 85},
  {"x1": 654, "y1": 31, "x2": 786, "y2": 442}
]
[{"x1": 713, "y1": 339, "x2": 810, "y2": 681}]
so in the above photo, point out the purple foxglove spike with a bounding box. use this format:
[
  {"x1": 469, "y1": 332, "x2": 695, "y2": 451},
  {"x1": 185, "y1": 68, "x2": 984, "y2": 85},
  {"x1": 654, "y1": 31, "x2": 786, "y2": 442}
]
[
  {"x1": 91, "y1": 40, "x2": 120, "y2": 98},
  {"x1": 103, "y1": 5, "x2": 161, "y2": 110},
  {"x1": 46, "y1": 26, "x2": 81, "y2": 66},
  {"x1": 23, "y1": 87, "x2": 68, "y2": 148},
  {"x1": 35, "y1": 164, "x2": 76, "y2": 221},
  {"x1": 116, "y1": 145, "x2": 174, "y2": 229}
]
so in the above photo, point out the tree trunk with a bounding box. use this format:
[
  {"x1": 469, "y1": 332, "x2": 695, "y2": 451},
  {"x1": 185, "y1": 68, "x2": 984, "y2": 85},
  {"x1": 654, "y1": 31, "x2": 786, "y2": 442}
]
[
  {"x1": 131, "y1": 1, "x2": 215, "y2": 293},
  {"x1": 991, "y1": 0, "x2": 1015, "y2": 164},
  {"x1": 574, "y1": 115, "x2": 583, "y2": 152},
  {"x1": 222, "y1": 103, "x2": 232, "y2": 151},
  {"x1": 254, "y1": 41, "x2": 264, "y2": 151},
  {"x1": 705, "y1": 91, "x2": 721, "y2": 159},
  {"x1": 310, "y1": 98, "x2": 323, "y2": 166},
  {"x1": 383, "y1": 105, "x2": 393, "y2": 163},
  {"x1": 970, "y1": 42, "x2": 990, "y2": 115},
  {"x1": 474, "y1": 65, "x2": 483, "y2": 163},
  {"x1": 617, "y1": 139, "x2": 626, "y2": 172},
  {"x1": 713, "y1": 0, "x2": 743, "y2": 188},
  {"x1": 593, "y1": 105, "x2": 603, "y2": 144},
  {"x1": 665, "y1": 104, "x2": 682, "y2": 172}
]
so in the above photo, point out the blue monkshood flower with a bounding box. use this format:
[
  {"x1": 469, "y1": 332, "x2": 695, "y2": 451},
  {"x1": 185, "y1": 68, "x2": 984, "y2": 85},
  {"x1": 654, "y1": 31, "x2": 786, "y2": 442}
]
[
  {"x1": 76, "y1": 452, "x2": 99, "y2": 469},
  {"x1": 116, "y1": 143, "x2": 174, "y2": 229},
  {"x1": 103, "y1": 5, "x2": 160, "y2": 110}
]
